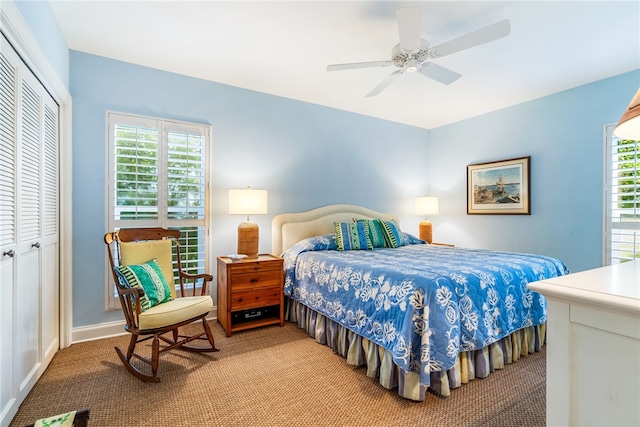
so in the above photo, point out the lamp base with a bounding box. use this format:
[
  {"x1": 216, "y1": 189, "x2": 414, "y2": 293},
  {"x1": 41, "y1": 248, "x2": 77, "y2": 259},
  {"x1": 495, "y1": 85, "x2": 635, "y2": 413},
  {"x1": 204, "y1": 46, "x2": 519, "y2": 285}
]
[
  {"x1": 419, "y1": 220, "x2": 433, "y2": 244},
  {"x1": 237, "y1": 222, "x2": 259, "y2": 258}
]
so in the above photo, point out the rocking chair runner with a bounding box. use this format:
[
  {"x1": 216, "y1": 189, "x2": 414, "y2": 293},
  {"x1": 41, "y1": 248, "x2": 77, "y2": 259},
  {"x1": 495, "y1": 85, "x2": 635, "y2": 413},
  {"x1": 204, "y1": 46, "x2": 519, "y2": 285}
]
[{"x1": 104, "y1": 228, "x2": 219, "y2": 382}]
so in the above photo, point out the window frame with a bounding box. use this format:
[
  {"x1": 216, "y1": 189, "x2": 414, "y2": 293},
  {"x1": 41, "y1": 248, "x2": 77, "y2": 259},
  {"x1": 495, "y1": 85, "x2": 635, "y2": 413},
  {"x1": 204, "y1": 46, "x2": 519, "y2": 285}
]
[{"x1": 105, "y1": 111, "x2": 211, "y2": 310}]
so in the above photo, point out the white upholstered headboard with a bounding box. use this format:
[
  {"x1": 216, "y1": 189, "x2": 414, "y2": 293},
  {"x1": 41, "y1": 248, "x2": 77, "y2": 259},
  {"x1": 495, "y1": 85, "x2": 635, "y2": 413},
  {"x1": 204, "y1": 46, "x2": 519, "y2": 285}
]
[{"x1": 271, "y1": 204, "x2": 397, "y2": 255}]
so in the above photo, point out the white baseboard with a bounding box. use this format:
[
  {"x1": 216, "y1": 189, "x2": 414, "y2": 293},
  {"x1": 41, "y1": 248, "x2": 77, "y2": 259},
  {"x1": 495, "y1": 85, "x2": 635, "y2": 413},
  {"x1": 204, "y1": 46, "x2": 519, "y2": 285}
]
[{"x1": 71, "y1": 308, "x2": 218, "y2": 344}]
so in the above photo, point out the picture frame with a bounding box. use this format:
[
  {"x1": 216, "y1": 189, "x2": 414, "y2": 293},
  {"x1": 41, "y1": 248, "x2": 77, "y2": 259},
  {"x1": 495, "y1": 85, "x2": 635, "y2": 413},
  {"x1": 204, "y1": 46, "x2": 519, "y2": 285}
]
[{"x1": 467, "y1": 156, "x2": 530, "y2": 215}]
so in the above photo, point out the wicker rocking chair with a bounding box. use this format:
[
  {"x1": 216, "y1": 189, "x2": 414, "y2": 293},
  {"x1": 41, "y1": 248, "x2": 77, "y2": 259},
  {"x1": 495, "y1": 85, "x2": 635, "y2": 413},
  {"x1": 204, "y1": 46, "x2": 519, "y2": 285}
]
[{"x1": 104, "y1": 228, "x2": 219, "y2": 382}]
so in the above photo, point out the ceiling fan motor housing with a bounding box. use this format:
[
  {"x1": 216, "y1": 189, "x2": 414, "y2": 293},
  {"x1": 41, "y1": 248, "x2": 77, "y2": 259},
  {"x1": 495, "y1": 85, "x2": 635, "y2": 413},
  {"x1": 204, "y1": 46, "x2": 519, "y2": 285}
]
[{"x1": 392, "y1": 40, "x2": 430, "y2": 70}]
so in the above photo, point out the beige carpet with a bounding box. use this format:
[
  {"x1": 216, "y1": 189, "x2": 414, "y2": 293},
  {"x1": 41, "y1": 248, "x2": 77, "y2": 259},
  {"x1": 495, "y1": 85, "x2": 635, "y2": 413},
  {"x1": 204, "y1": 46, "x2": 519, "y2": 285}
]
[{"x1": 10, "y1": 321, "x2": 545, "y2": 427}]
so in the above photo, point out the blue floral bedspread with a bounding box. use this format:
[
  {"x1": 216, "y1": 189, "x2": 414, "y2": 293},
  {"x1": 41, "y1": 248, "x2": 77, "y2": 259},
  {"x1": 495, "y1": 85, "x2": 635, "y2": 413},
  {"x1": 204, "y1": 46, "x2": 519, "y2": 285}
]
[{"x1": 282, "y1": 234, "x2": 568, "y2": 383}]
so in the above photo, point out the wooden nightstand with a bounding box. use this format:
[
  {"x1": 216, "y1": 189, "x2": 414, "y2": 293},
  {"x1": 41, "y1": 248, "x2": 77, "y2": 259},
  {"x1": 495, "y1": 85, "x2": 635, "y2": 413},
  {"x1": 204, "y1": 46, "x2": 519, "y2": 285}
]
[{"x1": 217, "y1": 254, "x2": 284, "y2": 337}]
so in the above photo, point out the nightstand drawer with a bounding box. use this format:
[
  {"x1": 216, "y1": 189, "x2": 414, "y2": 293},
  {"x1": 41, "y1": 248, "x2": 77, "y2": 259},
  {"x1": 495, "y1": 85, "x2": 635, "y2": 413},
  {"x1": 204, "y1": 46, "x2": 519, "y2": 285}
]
[
  {"x1": 228, "y1": 262, "x2": 281, "y2": 274},
  {"x1": 231, "y1": 270, "x2": 281, "y2": 291},
  {"x1": 232, "y1": 287, "x2": 281, "y2": 311}
]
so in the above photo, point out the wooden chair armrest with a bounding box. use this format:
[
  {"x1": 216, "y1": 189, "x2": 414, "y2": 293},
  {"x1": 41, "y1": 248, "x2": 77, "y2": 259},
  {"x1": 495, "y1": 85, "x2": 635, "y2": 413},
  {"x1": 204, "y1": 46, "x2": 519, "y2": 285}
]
[
  {"x1": 180, "y1": 272, "x2": 213, "y2": 282},
  {"x1": 119, "y1": 286, "x2": 146, "y2": 299},
  {"x1": 178, "y1": 272, "x2": 213, "y2": 296}
]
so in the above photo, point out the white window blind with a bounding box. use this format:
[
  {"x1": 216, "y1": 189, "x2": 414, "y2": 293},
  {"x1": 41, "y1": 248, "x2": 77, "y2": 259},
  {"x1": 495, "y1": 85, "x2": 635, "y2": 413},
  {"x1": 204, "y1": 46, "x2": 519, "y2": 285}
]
[
  {"x1": 106, "y1": 112, "x2": 210, "y2": 309},
  {"x1": 605, "y1": 124, "x2": 640, "y2": 264}
]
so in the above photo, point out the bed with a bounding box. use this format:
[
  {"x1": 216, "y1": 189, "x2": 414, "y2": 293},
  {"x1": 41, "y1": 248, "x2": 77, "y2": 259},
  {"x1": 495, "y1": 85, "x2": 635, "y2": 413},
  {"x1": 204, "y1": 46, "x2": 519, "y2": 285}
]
[{"x1": 271, "y1": 204, "x2": 568, "y2": 401}]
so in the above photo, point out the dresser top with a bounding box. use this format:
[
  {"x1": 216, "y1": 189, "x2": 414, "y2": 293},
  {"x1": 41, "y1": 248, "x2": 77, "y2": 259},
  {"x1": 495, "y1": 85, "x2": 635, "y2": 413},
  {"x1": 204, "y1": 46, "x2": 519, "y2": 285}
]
[
  {"x1": 218, "y1": 254, "x2": 282, "y2": 265},
  {"x1": 528, "y1": 260, "x2": 640, "y2": 313}
]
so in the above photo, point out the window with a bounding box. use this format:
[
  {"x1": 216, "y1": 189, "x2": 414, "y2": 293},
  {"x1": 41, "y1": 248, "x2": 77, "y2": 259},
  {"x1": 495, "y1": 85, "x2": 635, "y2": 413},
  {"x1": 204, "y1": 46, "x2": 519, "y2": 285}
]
[
  {"x1": 604, "y1": 124, "x2": 640, "y2": 265},
  {"x1": 106, "y1": 112, "x2": 210, "y2": 309}
]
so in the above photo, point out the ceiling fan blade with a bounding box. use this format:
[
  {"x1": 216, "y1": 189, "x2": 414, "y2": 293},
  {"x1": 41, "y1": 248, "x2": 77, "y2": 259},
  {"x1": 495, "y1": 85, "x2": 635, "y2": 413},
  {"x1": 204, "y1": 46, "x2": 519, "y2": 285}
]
[
  {"x1": 428, "y1": 19, "x2": 510, "y2": 59},
  {"x1": 327, "y1": 60, "x2": 393, "y2": 71},
  {"x1": 419, "y1": 62, "x2": 462, "y2": 85},
  {"x1": 365, "y1": 69, "x2": 403, "y2": 98},
  {"x1": 396, "y1": 7, "x2": 423, "y2": 52}
]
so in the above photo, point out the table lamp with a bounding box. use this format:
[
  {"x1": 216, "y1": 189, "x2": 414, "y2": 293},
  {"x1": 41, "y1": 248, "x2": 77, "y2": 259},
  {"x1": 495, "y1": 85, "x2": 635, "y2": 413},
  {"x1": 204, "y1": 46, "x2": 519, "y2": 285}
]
[
  {"x1": 228, "y1": 187, "x2": 268, "y2": 257},
  {"x1": 415, "y1": 196, "x2": 439, "y2": 244}
]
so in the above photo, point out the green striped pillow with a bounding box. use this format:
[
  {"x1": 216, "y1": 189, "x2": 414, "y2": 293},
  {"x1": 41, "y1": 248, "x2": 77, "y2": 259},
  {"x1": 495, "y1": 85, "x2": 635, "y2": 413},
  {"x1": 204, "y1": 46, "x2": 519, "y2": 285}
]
[
  {"x1": 114, "y1": 259, "x2": 173, "y2": 311},
  {"x1": 334, "y1": 221, "x2": 373, "y2": 251},
  {"x1": 354, "y1": 218, "x2": 386, "y2": 248},
  {"x1": 380, "y1": 219, "x2": 406, "y2": 248}
]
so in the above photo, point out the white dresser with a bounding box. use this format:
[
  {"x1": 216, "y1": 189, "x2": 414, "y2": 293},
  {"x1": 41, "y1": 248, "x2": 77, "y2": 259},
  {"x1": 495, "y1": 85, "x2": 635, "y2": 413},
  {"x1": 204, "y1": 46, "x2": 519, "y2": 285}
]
[{"x1": 528, "y1": 260, "x2": 640, "y2": 427}]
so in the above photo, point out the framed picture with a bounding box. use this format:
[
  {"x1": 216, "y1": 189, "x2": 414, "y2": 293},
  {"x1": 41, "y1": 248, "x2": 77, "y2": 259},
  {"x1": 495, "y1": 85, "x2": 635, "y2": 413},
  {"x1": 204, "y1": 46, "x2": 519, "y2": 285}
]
[{"x1": 467, "y1": 156, "x2": 530, "y2": 215}]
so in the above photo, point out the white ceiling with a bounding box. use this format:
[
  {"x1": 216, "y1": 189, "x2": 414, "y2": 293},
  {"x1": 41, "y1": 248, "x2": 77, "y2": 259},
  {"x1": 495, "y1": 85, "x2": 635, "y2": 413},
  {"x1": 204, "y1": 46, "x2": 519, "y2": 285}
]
[{"x1": 48, "y1": 1, "x2": 640, "y2": 129}]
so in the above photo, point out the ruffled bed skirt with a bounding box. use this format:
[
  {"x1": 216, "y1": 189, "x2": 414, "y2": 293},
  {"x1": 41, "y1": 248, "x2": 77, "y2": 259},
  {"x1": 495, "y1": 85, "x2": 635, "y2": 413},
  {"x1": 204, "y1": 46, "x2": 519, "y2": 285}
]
[{"x1": 286, "y1": 298, "x2": 546, "y2": 402}]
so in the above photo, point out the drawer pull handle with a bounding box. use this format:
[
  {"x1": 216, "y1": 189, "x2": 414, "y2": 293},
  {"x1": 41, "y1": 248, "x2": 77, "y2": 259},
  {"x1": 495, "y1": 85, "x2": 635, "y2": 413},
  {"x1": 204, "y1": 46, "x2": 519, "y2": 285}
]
[
  {"x1": 3, "y1": 249, "x2": 14, "y2": 258},
  {"x1": 250, "y1": 278, "x2": 258, "y2": 283}
]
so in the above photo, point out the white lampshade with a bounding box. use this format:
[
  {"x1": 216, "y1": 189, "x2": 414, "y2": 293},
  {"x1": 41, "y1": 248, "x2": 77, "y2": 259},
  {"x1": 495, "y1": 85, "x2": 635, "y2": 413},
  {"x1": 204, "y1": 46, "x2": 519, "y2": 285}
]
[
  {"x1": 614, "y1": 88, "x2": 640, "y2": 140},
  {"x1": 228, "y1": 187, "x2": 268, "y2": 218},
  {"x1": 229, "y1": 187, "x2": 267, "y2": 258},
  {"x1": 415, "y1": 196, "x2": 439, "y2": 216}
]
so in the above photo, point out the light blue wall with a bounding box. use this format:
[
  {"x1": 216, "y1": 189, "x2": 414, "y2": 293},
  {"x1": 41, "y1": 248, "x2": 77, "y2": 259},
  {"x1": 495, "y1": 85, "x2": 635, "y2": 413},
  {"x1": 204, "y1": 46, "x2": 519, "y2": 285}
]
[
  {"x1": 70, "y1": 51, "x2": 431, "y2": 327},
  {"x1": 12, "y1": 0, "x2": 69, "y2": 88},
  {"x1": 429, "y1": 70, "x2": 640, "y2": 274}
]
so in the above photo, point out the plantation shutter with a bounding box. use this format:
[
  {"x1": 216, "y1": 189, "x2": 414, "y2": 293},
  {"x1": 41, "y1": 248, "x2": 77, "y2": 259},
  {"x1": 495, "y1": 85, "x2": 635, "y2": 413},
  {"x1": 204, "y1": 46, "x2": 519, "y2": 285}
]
[
  {"x1": 165, "y1": 125, "x2": 207, "y2": 279},
  {"x1": 166, "y1": 127, "x2": 206, "y2": 222},
  {"x1": 113, "y1": 120, "x2": 160, "y2": 223},
  {"x1": 605, "y1": 124, "x2": 640, "y2": 264}
]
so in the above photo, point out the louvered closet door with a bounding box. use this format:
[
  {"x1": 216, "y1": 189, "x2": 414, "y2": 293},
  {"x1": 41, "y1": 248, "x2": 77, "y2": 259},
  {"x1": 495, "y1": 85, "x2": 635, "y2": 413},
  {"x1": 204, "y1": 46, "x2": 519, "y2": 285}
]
[
  {"x1": 0, "y1": 31, "x2": 60, "y2": 424},
  {"x1": 0, "y1": 36, "x2": 18, "y2": 420}
]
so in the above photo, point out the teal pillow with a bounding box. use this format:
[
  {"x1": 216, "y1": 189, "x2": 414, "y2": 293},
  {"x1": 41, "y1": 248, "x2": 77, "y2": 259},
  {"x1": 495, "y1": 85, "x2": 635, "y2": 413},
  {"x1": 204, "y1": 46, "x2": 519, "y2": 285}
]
[
  {"x1": 334, "y1": 221, "x2": 373, "y2": 251},
  {"x1": 380, "y1": 219, "x2": 406, "y2": 248},
  {"x1": 114, "y1": 259, "x2": 173, "y2": 311},
  {"x1": 354, "y1": 218, "x2": 386, "y2": 248}
]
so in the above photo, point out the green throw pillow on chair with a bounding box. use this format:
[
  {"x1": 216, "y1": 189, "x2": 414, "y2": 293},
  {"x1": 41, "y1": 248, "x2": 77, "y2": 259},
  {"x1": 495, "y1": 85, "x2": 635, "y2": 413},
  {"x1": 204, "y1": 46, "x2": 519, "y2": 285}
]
[{"x1": 114, "y1": 259, "x2": 173, "y2": 311}]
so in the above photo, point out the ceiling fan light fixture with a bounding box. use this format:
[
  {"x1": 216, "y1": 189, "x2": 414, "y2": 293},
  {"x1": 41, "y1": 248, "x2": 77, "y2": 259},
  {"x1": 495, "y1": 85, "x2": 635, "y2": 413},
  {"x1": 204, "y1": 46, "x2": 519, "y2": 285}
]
[{"x1": 405, "y1": 59, "x2": 418, "y2": 73}]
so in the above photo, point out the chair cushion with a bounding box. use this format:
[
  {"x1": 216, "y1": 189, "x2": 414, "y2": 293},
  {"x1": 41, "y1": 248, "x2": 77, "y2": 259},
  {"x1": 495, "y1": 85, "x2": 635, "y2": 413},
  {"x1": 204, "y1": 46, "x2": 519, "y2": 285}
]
[
  {"x1": 120, "y1": 239, "x2": 177, "y2": 298},
  {"x1": 138, "y1": 295, "x2": 213, "y2": 330},
  {"x1": 114, "y1": 259, "x2": 173, "y2": 311}
]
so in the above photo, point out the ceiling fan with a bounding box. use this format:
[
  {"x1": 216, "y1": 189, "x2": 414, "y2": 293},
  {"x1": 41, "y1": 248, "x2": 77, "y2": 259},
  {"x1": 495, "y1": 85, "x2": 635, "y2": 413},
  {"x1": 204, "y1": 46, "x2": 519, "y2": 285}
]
[{"x1": 327, "y1": 7, "x2": 511, "y2": 97}]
